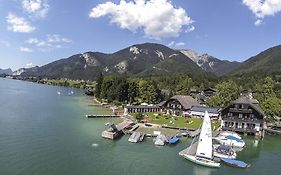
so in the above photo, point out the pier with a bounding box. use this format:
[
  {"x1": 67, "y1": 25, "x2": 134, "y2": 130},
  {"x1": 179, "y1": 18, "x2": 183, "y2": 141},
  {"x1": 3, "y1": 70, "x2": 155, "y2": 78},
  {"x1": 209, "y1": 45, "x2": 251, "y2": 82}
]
[
  {"x1": 85, "y1": 114, "x2": 120, "y2": 118},
  {"x1": 264, "y1": 128, "x2": 281, "y2": 135}
]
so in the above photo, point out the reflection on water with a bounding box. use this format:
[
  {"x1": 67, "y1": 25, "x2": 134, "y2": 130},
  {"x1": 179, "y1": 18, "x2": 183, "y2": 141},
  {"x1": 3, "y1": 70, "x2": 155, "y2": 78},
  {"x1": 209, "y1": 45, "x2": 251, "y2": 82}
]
[{"x1": 193, "y1": 166, "x2": 213, "y2": 175}]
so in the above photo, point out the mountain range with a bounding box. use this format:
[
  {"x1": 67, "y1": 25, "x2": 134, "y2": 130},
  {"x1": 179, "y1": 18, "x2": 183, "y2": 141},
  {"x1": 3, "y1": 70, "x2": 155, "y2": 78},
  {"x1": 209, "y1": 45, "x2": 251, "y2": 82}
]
[
  {"x1": 0, "y1": 68, "x2": 13, "y2": 75},
  {"x1": 14, "y1": 43, "x2": 281, "y2": 80},
  {"x1": 179, "y1": 49, "x2": 241, "y2": 75}
]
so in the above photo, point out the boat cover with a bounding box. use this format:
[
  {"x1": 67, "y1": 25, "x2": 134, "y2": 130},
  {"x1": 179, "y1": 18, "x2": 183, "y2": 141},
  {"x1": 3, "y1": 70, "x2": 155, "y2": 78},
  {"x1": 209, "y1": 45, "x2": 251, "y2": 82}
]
[
  {"x1": 225, "y1": 135, "x2": 243, "y2": 143},
  {"x1": 168, "y1": 137, "x2": 179, "y2": 144},
  {"x1": 221, "y1": 158, "x2": 248, "y2": 168}
]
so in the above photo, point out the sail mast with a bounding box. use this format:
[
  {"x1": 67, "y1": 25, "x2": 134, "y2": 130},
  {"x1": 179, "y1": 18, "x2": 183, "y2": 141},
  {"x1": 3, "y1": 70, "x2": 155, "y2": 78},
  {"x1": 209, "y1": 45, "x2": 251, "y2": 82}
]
[{"x1": 195, "y1": 111, "x2": 213, "y2": 160}]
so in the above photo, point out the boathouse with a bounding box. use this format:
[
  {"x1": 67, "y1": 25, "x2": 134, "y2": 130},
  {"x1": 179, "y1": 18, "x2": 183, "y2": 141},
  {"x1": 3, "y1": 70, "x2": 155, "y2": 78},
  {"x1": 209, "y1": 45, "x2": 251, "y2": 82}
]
[
  {"x1": 161, "y1": 95, "x2": 200, "y2": 116},
  {"x1": 220, "y1": 94, "x2": 265, "y2": 136},
  {"x1": 189, "y1": 106, "x2": 220, "y2": 119}
]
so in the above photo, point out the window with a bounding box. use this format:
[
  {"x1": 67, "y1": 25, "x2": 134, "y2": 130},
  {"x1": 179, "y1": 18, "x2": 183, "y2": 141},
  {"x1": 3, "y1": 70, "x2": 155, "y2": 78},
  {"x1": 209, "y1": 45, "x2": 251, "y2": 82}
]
[{"x1": 239, "y1": 114, "x2": 243, "y2": 118}]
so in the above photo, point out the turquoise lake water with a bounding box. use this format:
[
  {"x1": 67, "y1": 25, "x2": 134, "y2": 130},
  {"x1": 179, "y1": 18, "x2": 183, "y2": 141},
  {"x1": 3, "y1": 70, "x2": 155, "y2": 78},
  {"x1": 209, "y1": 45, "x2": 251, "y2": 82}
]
[{"x1": 0, "y1": 78, "x2": 280, "y2": 175}]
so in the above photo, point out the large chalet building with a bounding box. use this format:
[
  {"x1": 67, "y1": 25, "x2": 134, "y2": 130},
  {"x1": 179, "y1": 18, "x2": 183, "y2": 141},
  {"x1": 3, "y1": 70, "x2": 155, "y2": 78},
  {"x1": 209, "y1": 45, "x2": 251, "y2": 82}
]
[
  {"x1": 220, "y1": 94, "x2": 265, "y2": 137},
  {"x1": 161, "y1": 95, "x2": 200, "y2": 116}
]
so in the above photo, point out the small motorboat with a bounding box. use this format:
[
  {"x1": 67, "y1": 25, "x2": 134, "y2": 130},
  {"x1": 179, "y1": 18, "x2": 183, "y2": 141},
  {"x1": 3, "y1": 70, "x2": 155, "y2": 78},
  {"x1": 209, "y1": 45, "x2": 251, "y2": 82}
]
[
  {"x1": 139, "y1": 133, "x2": 145, "y2": 142},
  {"x1": 220, "y1": 158, "x2": 250, "y2": 168},
  {"x1": 213, "y1": 144, "x2": 237, "y2": 159},
  {"x1": 154, "y1": 134, "x2": 167, "y2": 146},
  {"x1": 219, "y1": 131, "x2": 242, "y2": 140},
  {"x1": 213, "y1": 135, "x2": 245, "y2": 148},
  {"x1": 167, "y1": 137, "x2": 179, "y2": 144},
  {"x1": 128, "y1": 132, "x2": 141, "y2": 143}
]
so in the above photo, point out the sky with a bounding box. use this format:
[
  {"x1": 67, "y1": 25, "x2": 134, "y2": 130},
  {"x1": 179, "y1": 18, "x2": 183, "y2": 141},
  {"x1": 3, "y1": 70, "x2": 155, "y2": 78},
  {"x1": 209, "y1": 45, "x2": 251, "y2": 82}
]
[{"x1": 0, "y1": 0, "x2": 281, "y2": 70}]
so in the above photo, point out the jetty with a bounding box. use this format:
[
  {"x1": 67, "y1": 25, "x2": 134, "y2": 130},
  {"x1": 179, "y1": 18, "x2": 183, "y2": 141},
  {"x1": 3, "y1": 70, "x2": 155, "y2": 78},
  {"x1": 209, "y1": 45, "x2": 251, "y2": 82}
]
[
  {"x1": 86, "y1": 114, "x2": 120, "y2": 118},
  {"x1": 189, "y1": 129, "x2": 201, "y2": 137},
  {"x1": 264, "y1": 128, "x2": 281, "y2": 135}
]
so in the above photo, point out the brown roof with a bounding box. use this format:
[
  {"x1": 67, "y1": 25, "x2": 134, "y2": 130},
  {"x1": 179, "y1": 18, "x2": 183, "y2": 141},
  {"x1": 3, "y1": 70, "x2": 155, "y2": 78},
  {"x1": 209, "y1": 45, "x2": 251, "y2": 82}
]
[
  {"x1": 170, "y1": 95, "x2": 200, "y2": 110},
  {"x1": 229, "y1": 96, "x2": 265, "y2": 116}
]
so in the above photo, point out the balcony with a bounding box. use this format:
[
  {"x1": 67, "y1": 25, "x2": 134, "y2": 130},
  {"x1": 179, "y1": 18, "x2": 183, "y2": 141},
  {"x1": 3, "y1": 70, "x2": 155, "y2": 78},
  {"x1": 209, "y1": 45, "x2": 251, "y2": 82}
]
[
  {"x1": 229, "y1": 108, "x2": 253, "y2": 113},
  {"x1": 222, "y1": 127, "x2": 257, "y2": 133},
  {"x1": 222, "y1": 117, "x2": 261, "y2": 123}
]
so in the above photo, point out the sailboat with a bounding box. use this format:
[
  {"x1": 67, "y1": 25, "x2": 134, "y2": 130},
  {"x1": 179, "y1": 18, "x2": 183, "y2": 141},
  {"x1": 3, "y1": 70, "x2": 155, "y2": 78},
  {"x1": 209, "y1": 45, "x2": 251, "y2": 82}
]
[{"x1": 180, "y1": 111, "x2": 220, "y2": 168}]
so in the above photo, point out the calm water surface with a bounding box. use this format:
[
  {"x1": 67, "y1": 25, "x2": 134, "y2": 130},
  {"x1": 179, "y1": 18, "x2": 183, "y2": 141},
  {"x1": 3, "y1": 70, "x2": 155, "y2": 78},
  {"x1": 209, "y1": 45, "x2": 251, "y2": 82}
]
[{"x1": 0, "y1": 78, "x2": 281, "y2": 175}]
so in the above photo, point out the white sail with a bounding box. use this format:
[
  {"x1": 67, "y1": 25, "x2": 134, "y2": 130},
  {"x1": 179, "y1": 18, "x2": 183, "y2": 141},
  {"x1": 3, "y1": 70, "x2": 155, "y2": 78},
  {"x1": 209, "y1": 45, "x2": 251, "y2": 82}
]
[{"x1": 195, "y1": 111, "x2": 213, "y2": 160}]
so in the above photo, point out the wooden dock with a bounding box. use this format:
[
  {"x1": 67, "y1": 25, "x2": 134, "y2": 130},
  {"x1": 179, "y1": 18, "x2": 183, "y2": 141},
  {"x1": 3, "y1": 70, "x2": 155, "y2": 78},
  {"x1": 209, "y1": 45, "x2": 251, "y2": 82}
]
[
  {"x1": 265, "y1": 128, "x2": 281, "y2": 135},
  {"x1": 189, "y1": 129, "x2": 201, "y2": 137},
  {"x1": 161, "y1": 125, "x2": 189, "y2": 130},
  {"x1": 85, "y1": 114, "x2": 120, "y2": 118}
]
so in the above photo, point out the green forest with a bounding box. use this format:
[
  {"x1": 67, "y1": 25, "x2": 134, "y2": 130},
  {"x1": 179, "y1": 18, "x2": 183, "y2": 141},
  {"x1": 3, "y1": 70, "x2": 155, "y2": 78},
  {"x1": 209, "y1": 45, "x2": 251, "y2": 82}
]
[{"x1": 94, "y1": 73, "x2": 281, "y2": 121}]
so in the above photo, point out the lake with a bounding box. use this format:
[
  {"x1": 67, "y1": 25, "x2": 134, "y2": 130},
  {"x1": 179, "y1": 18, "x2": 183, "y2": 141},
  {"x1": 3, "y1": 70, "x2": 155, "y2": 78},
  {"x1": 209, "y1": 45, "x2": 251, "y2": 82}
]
[{"x1": 0, "y1": 78, "x2": 280, "y2": 175}]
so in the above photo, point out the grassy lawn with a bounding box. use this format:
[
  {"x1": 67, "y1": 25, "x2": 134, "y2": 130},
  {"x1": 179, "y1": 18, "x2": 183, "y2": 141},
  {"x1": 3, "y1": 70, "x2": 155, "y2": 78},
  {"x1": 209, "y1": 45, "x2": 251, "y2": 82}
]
[{"x1": 132, "y1": 112, "x2": 220, "y2": 130}]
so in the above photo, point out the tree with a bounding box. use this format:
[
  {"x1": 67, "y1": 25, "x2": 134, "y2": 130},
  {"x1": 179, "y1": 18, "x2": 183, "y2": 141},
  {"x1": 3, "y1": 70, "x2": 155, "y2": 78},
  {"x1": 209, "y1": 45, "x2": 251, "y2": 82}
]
[
  {"x1": 254, "y1": 76, "x2": 275, "y2": 103},
  {"x1": 95, "y1": 72, "x2": 103, "y2": 98},
  {"x1": 137, "y1": 80, "x2": 160, "y2": 104},
  {"x1": 128, "y1": 81, "x2": 139, "y2": 103},
  {"x1": 135, "y1": 112, "x2": 144, "y2": 121},
  {"x1": 100, "y1": 76, "x2": 113, "y2": 100},
  {"x1": 207, "y1": 80, "x2": 241, "y2": 107},
  {"x1": 261, "y1": 97, "x2": 281, "y2": 121}
]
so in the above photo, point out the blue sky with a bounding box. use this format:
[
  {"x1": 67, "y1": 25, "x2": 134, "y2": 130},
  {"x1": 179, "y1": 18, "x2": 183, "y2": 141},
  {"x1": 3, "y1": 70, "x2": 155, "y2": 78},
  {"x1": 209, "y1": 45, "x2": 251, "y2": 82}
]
[{"x1": 0, "y1": 0, "x2": 281, "y2": 70}]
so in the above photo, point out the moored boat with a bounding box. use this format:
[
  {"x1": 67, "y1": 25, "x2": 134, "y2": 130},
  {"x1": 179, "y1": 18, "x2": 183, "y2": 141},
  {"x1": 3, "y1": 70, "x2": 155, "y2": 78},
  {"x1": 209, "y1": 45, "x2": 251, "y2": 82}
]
[
  {"x1": 179, "y1": 111, "x2": 220, "y2": 168},
  {"x1": 220, "y1": 158, "x2": 250, "y2": 168},
  {"x1": 213, "y1": 135, "x2": 245, "y2": 148},
  {"x1": 128, "y1": 132, "x2": 141, "y2": 143},
  {"x1": 213, "y1": 144, "x2": 236, "y2": 159},
  {"x1": 154, "y1": 134, "x2": 167, "y2": 146},
  {"x1": 139, "y1": 133, "x2": 145, "y2": 142},
  {"x1": 219, "y1": 131, "x2": 242, "y2": 140},
  {"x1": 167, "y1": 137, "x2": 179, "y2": 144}
]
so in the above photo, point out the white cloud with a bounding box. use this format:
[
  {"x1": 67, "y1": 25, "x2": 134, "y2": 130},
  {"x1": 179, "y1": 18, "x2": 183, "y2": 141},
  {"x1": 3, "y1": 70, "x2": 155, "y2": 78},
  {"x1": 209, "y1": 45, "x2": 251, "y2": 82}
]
[
  {"x1": 47, "y1": 34, "x2": 72, "y2": 43},
  {"x1": 22, "y1": 0, "x2": 49, "y2": 19},
  {"x1": 254, "y1": 19, "x2": 263, "y2": 26},
  {"x1": 6, "y1": 13, "x2": 36, "y2": 33},
  {"x1": 25, "y1": 34, "x2": 72, "y2": 52},
  {"x1": 168, "y1": 41, "x2": 175, "y2": 47},
  {"x1": 89, "y1": 0, "x2": 194, "y2": 39},
  {"x1": 0, "y1": 40, "x2": 11, "y2": 47},
  {"x1": 26, "y1": 62, "x2": 33, "y2": 68},
  {"x1": 20, "y1": 47, "x2": 33, "y2": 52},
  {"x1": 243, "y1": 0, "x2": 281, "y2": 25},
  {"x1": 167, "y1": 41, "x2": 185, "y2": 47},
  {"x1": 175, "y1": 42, "x2": 185, "y2": 47}
]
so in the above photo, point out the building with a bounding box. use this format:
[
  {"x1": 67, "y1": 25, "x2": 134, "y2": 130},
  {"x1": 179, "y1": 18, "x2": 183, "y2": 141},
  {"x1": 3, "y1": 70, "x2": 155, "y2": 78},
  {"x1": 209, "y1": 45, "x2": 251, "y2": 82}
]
[
  {"x1": 189, "y1": 106, "x2": 220, "y2": 119},
  {"x1": 161, "y1": 95, "x2": 200, "y2": 116},
  {"x1": 220, "y1": 95, "x2": 265, "y2": 136},
  {"x1": 203, "y1": 87, "x2": 217, "y2": 97},
  {"x1": 196, "y1": 87, "x2": 217, "y2": 104},
  {"x1": 125, "y1": 105, "x2": 161, "y2": 113}
]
